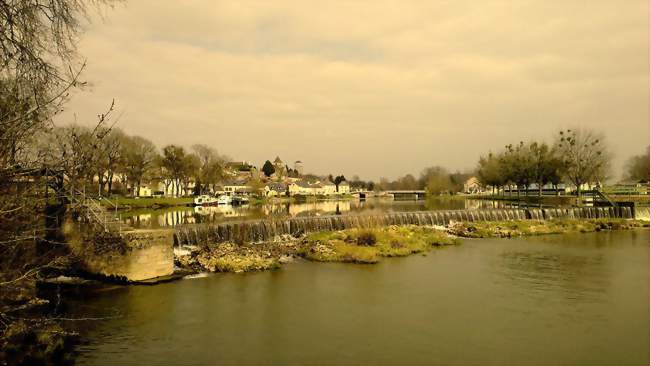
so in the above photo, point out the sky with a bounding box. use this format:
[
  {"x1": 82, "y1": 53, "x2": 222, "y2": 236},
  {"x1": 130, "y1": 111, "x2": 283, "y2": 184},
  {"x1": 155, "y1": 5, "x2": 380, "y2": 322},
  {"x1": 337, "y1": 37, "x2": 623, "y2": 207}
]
[{"x1": 57, "y1": 0, "x2": 650, "y2": 180}]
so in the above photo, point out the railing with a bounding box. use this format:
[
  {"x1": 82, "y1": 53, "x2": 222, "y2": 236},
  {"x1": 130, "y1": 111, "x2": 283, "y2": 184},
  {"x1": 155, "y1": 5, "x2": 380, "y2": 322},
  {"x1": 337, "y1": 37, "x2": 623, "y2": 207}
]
[
  {"x1": 69, "y1": 189, "x2": 124, "y2": 234},
  {"x1": 592, "y1": 188, "x2": 617, "y2": 207}
]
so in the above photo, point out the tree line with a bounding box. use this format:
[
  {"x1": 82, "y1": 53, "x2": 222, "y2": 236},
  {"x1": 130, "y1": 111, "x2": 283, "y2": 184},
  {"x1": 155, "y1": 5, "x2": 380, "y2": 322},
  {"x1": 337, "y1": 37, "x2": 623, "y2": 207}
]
[
  {"x1": 34, "y1": 124, "x2": 230, "y2": 198},
  {"x1": 374, "y1": 168, "x2": 471, "y2": 194},
  {"x1": 477, "y1": 129, "x2": 610, "y2": 198}
]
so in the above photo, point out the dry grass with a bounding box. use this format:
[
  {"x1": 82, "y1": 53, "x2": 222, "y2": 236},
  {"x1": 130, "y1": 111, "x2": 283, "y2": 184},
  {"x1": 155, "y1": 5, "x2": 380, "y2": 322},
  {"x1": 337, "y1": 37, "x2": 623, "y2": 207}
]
[{"x1": 301, "y1": 226, "x2": 458, "y2": 263}]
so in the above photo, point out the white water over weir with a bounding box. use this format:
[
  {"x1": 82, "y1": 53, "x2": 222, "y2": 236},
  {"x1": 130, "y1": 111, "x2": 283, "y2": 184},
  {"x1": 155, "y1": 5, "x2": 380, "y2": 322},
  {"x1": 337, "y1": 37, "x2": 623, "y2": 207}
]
[{"x1": 173, "y1": 206, "x2": 634, "y2": 246}]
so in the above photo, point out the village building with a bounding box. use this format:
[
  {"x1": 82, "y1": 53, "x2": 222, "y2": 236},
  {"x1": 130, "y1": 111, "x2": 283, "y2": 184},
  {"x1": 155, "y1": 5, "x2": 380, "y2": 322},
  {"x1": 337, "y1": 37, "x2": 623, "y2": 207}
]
[
  {"x1": 338, "y1": 181, "x2": 350, "y2": 194},
  {"x1": 321, "y1": 181, "x2": 337, "y2": 195},
  {"x1": 156, "y1": 178, "x2": 195, "y2": 197},
  {"x1": 273, "y1": 156, "x2": 286, "y2": 176},
  {"x1": 463, "y1": 176, "x2": 482, "y2": 194},
  {"x1": 294, "y1": 160, "x2": 304, "y2": 175},
  {"x1": 288, "y1": 181, "x2": 314, "y2": 196},
  {"x1": 223, "y1": 180, "x2": 253, "y2": 195},
  {"x1": 287, "y1": 180, "x2": 350, "y2": 196},
  {"x1": 137, "y1": 184, "x2": 153, "y2": 197},
  {"x1": 264, "y1": 182, "x2": 287, "y2": 197}
]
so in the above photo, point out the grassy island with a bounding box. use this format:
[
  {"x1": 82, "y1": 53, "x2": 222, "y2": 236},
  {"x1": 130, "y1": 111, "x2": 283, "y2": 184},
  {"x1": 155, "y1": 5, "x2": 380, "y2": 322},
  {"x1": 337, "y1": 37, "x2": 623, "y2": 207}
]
[
  {"x1": 175, "y1": 219, "x2": 650, "y2": 274},
  {"x1": 448, "y1": 218, "x2": 650, "y2": 238},
  {"x1": 176, "y1": 226, "x2": 459, "y2": 272},
  {"x1": 299, "y1": 226, "x2": 458, "y2": 264}
]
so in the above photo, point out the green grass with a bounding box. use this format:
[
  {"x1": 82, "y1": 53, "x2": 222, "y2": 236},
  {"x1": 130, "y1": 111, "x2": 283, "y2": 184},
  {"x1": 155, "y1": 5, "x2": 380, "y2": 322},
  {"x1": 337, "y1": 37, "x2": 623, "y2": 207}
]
[
  {"x1": 100, "y1": 197, "x2": 193, "y2": 209},
  {"x1": 300, "y1": 226, "x2": 459, "y2": 264},
  {"x1": 448, "y1": 219, "x2": 650, "y2": 238}
]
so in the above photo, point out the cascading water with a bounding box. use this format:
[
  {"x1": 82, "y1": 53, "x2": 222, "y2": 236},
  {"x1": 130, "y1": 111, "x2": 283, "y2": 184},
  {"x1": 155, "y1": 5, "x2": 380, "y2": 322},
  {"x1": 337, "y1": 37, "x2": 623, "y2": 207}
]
[
  {"x1": 173, "y1": 206, "x2": 633, "y2": 246},
  {"x1": 635, "y1": 206, "x2": 650, "y2": 221}
]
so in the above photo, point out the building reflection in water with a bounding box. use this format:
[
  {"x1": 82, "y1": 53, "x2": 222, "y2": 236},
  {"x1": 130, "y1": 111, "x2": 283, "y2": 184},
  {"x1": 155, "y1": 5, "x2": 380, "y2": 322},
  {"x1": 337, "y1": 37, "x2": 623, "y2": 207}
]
[{"x1": 120, "y1": 198, "x2": 547, "y2": 229}]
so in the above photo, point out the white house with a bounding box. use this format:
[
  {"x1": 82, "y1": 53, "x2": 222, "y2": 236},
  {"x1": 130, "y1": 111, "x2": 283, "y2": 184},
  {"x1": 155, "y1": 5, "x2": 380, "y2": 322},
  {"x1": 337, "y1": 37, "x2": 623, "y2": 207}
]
[
  {"x1": 463, "y1": 176, "x2": 482, "y2": 194},
  {"x1": 264, "y1": 182, "x2": 287, "y2": 197},
  {"x1": 321, "y1": 181, "x2": 337, "y2": 195},
  {"x1": 289, "y1": 181, "x2": 314, "y2": 195},
  {"x1": 136, "y1": 184, "x2": 152, "y2": 197},
  {"x1": 223, "y1": 180, "x2": 253, "y2": 195},
  {"x1": 157, "y1": 179, "x2": 195, "y2": 197},
  {"x1": 338, "y1": 181, "x2": 350, "y2": 194}
]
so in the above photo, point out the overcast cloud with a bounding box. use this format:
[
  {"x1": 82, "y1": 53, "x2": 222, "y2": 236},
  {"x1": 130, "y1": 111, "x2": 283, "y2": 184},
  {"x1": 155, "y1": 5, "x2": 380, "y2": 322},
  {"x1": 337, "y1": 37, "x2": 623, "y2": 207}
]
[{"x1": 57, "y1": 0, "x2": 650, "y2": 180}]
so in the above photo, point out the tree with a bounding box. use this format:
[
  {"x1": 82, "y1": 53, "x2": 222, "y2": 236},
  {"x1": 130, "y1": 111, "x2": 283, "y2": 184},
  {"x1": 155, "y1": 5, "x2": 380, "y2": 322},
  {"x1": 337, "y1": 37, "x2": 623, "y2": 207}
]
[
  {"x1": 192, "y1": 144, "x2": 225, "y2": 194},
  {"x1": 262, "y1": 160, "x2": 275, "y2": 177},
  {"x1": 161, "y1": 145, "x2": 187, "y2": 197},
  {"x1": 555, "y1": 129, "x2": 610, "y2": 199},
  {"x1": 95, "y1": 128, "x2": 124, "y2": 196},
  {"x1": 477, "y1": 153, "x2": 505, "y2": 194},
  {"x1": 626, "y1": 146, "x2": 650, "y2": 183},
  {"x1": 1, "y1": 2, "x2": 117, "y2": 351},
  {"x1": 420, "y1": 166, "x2": 453, "y2": 195},
  {"x1": 334, "y1": 175, "x2": 347, "y2": 192},
  {"x1": 508, "y1": 142, "x2": 535, "y2": 196},
  {"x1": 527, "y1": 142, "x2": 561, "y2": 197},
  {"x1": 1, "y1": 0, "x2": 115, "y2": 171},
  {"x1": 121, "y1": 135, "x2": 158, "y2": 196},
  {"x1": 182, "y1": 153, "x2": 200, "y2": 196}
]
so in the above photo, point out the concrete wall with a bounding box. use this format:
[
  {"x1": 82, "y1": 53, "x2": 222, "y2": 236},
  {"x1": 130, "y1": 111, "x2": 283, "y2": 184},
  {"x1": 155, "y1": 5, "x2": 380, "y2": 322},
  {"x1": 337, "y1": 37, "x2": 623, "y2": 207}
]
[{"x1": 64, "y1": 220, "x2": 174, "y2": 282}]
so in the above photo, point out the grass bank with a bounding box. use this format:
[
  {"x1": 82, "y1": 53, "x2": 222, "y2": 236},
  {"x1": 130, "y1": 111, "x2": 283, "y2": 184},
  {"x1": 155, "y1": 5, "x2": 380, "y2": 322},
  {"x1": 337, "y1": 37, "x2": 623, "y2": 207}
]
[
  {"x1": 448, "y1": 218, "x2": 650, "y2": 238},
  {"x1": 100, "y1": 197, "x2": 193, "y2": 209},
  {"x1": 471, "y1": 195, "x2": 576, "y2": 206}
]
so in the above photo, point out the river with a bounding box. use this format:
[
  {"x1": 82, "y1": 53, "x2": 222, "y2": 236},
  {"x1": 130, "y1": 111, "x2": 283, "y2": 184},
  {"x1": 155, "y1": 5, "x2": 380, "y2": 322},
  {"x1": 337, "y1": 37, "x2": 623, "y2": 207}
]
[
  {"x1": 61, "y1": 229, "x2": 650, "y2": 365},
  {"x1": 119, "y1": 197, "x2": 542, "y2": 229}
]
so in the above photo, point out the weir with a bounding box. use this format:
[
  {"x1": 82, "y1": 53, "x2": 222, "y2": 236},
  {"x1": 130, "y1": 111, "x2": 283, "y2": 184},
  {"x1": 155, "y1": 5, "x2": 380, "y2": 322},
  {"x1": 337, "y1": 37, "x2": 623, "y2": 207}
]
[{"x1": 174, "y1": 206, "x2": 634, "y2": 246}]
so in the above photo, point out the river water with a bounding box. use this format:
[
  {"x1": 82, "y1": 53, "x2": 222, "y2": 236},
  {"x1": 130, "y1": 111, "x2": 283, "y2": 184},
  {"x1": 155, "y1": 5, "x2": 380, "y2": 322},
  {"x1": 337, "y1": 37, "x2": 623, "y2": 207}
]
[
  {"x1": 62, "y1": 230, "x2": 650, "y2": 366},
  {"x1": 119, "y1": 198, "x2": 538, "y2": 229}
]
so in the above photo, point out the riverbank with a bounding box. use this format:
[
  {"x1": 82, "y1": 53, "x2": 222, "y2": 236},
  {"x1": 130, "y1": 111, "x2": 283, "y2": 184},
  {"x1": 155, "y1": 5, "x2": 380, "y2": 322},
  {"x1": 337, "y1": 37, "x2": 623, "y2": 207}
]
[
  {"x1": 471, "y1": 194, "x2": 650, "y2": 205},
  {"x1": 471, "y1": 194, "x2": 576, "y2": 205},
  {"x1": 249, "y1": 194, "x2": 354, "y2": 205},
  {"x1": 448, "y1": 218, "x2": 650, "y2": 238},
  {"x1": 101, "y1": 195, "x2": 356, "y2": 209},
  {"x1": 100, "y1": 197, "x2": 193, "y2": 209}
]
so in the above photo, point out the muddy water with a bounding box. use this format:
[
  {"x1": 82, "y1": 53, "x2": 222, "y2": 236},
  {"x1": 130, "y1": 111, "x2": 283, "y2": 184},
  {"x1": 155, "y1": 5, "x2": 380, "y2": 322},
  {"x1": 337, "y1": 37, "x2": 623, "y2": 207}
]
[{"x1": 64, "y1": 230, "x2": 650, "y2": 366}]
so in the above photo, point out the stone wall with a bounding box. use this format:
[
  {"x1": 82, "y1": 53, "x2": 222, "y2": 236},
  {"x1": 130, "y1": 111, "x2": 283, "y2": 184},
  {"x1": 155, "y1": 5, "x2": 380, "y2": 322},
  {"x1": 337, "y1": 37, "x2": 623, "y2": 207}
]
[{"x1": 63, "y1": 220, "x2": 174, "y2": 282}]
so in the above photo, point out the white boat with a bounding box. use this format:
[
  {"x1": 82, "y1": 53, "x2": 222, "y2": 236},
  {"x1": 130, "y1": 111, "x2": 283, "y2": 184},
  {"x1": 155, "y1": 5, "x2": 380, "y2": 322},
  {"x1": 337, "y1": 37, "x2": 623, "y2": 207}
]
[
  {"x1": 217, "y1": 195, "x2": 233, "y2": 205},
  {"x1": 232, "y1": 195, "x2": 250, "y2": 205},
  {"x1": 193, "y1": 195, "x2": 218, "y2": 206}
]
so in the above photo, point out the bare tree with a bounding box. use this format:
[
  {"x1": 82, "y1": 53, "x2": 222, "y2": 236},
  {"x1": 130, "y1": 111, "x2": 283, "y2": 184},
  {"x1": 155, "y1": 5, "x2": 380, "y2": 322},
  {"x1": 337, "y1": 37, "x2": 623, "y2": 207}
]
[
  {"x1": 1, "y1": 0, "x2": 115, "y2": 171},
  {"x1": 555, "y1": 128, "x2": 610, "y2": 199},
  {"x1": 192, "y1": 144, "x2": 225, "y2": 194},
  {"x1": 121, "y1": 135, "x2": 158, "y2": 196},
  {"x1": 160, "y1": 145, "x2": 187, "y2": 197}
]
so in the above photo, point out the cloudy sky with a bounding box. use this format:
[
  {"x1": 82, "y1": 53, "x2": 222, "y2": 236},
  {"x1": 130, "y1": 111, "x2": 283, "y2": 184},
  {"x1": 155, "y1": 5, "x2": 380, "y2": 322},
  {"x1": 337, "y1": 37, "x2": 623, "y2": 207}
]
[{"x1": 59, "y1": 0, "x2": 649, "y2": 180}]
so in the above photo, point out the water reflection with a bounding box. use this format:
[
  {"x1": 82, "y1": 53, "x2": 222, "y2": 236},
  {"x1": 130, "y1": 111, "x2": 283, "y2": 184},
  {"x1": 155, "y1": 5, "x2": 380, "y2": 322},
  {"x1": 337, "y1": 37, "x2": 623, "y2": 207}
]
[
  {"x1": 61, "y1": 230, "x2": 650, "y2": 366},
  {"x1": 119, "y1": 197, "x2": 562, "y2": 229}
]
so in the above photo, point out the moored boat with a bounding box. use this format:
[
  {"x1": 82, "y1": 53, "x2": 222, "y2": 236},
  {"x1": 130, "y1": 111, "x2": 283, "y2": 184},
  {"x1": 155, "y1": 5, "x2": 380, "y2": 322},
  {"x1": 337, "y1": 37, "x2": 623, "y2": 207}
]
[
  {"x1": 217, "y1": 195, "x2": 233, "y2": 205},
  {"x1": 193, "y1": 195, "x2": 218, "y2": 206}
]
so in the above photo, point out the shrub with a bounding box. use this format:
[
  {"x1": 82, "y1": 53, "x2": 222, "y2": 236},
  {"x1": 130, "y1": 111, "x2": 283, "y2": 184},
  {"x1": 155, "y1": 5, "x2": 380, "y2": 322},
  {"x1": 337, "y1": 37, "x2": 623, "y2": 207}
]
[{"x1": 356, "y1": 231, "x2": 377, "y2": 246}]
